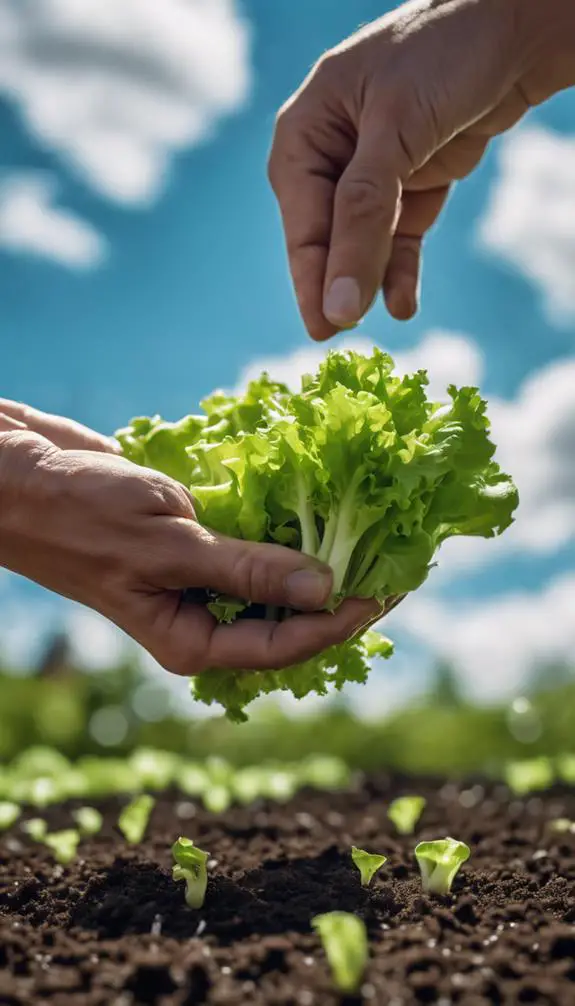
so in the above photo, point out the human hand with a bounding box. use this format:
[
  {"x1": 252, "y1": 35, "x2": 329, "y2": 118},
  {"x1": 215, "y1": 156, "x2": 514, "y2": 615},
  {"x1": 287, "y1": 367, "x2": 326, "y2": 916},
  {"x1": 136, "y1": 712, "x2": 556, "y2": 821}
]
[
  {"x1": 0, "y1": 432, "x2": 380, "y2": 676},
  {"x1": 269, "y1": 0, "x2": 575, "y2": 340},
  {"x1": 0, "y1": 399, "x2": 119, "y2": 453}
]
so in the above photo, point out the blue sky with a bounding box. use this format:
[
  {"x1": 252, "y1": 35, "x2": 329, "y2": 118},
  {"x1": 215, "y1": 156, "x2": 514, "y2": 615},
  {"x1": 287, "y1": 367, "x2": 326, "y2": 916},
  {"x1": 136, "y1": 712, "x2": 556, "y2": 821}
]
[{"x1": 1, "y1": 0, "x2": 574, "y2": 714}]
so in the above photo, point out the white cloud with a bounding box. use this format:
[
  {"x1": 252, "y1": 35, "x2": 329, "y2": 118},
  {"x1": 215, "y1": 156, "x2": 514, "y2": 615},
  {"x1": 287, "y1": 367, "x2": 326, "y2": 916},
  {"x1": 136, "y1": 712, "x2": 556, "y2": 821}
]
[
  {"x1": 235, "y1": 330, "x2": 483, "y2": 400},
  {"x1": 479, "y1": 125, "x2": 575, "y2": 321},
  {"x1": 0, "y1": 0, "x2": 252, "y2": 206},
  {"x1": 0, "y1": 172, "x2": 106, "y2": 268},
  {"x1": 385, "y1": 571, "x2": 575, "y2": 703}
]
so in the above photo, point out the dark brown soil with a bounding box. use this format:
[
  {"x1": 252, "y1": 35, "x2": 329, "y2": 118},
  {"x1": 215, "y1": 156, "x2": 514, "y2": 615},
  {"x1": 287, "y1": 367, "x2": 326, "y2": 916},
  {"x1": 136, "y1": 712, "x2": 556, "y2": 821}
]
[{"x1": 1, "y1": 774, "x2": 575, "y2": 1005}]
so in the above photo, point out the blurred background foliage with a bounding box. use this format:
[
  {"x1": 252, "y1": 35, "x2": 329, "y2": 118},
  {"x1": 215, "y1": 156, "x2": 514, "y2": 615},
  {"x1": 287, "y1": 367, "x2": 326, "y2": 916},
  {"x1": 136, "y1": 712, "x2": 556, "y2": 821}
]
[{"x1": 1, "y1": 634, "x2": 573, "y2": 777}]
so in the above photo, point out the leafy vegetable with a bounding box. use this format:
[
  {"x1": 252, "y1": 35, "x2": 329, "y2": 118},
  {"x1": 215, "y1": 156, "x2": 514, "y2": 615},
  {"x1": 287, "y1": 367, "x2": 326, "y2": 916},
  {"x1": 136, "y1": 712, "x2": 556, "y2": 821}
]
[
  {"x1": 351, "y1": 846, "x2": 387, "y2": 887},
  {"x1": 118, "y1": 795, "x2": 155, "y2": 844},
  {"x1": 73, "y1": 807, "x2": 103, "y2": 836},
  {"x1": 388, "y1": 795, "x2": 426, "y2": 835},
  {"x1": 505, "y1": 757, "x2": 554, "y2": 796},
  {"x1": 0, "y1": 801, "x2": 20, "y2": 831},
  {"x1": 22, "y1": 817, "x2": 47, "y2": 841},
  {"x1": 312, "y1": 911, "x2": 368, "y2": 993},
  {"x1": 118, "y1": 349, "x2": 517, "y2": 722},
  {"x1": 172, "y1": 836, "x2": 209, "y2": 909},
  {"x1": 44, "y1": 829, "x2": 80, "y2": 864},
  {"x1": 415, "y1": 838, "x2": 471, "y2": 895}
]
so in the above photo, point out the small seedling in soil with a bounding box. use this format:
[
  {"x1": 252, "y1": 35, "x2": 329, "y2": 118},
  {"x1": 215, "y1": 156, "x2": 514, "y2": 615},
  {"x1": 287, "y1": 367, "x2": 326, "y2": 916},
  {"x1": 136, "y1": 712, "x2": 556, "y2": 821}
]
[
  {"x1": 557, "y1": 754, "x2": 575, "y2": 784},
  {"x1": 172, "y1": 836, "x2": 209, "y2": 909},
  {"x1": 504, "y1": 757, "x2": 554, "y2": 796},
  {"x1": 203, "y1": 785, "x2": 232, "y2": 814},
  {"x1": 0, "y1": 801, "x2": 20, "y2": 831},
  {"x1": 118, "y1": 794, "x2": 155, "y2": 844},
  {"x1": 44, "y1": 829, "x2": 81, "y2": 865},
  {"x1": 129, "y1": 748, "x2": 181, "y2": 790},
  {"x1": 387, "y1": 795, "x2": 426, "y2": 835},
  {"x1": 312, "y1": 911, "x2": 368, "y2": 994},
  {"x1": 73, "y1": 807, "x2": 103, "y2": 837},
  {"x1": 549, "y1": 818, "x2": 575, "y2": 835},
  {"x1": 21, "y1": 818, "x2": 48, "y2": 841},
  {"x1": 351, "y1": 846, "x2": 387, "y2": 887},
  {"x1": 415, "y1": 837, "x2": 470, "y2": 895}
]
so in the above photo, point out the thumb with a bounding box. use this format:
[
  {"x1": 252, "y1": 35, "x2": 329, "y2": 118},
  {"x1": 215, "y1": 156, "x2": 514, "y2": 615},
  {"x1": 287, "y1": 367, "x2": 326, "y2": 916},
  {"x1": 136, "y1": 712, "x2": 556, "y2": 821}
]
[
  {"x1": 323, "y1": 119, "x2": 407, "y2": 329},
  {"x1": 192, "y1": 527, "x2": 334, "y2": 611}
]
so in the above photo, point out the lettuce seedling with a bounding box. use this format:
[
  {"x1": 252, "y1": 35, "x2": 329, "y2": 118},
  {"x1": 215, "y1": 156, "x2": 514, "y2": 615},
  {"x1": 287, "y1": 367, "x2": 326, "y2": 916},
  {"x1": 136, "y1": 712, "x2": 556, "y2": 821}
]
[
  {"x1": 76, "y1": 756, "x2": 141, "y2": 798},
  {"x1": 388, "y1": 796, "x2": 426, "y2": 835},
  {"x1": 178, "y1": 762, "x2": 209, "y2": 798},
  {"x1": 22, "y1": 817, "x2": 48, "y2": 841},
  {"x1": 118, "y1": 349, "x2": 517, "y2": 723},
  {"x1": 73, "y1": 807, "x2": 103, "y2": 837},
  {"x1": 9, "y1": 776, "x2": 61, "y2": 808},
  {"x1": 44, "y1": 829, "x2": 80, "y2": 865},
  {"x1": 549, "y1": 818, "x2": 575, "y2": 835},
  {"x1": 0, "y1": 801, "x2": 20, "y2": 831},
  {"x1": 118, "y1": 794, "x2": 155, "y2": 844},
  {"x1": 351, "y1": 846, "x2": 387, "y2": 887},
  {"x1": 203, "y1": 785, "x2": 232, "y2": 814},
  {"x1": 415, "y1": 838, "x2": 470, "y2": 895},
  {"x1": 505, "y1": 757, "x2": 554, "y2": 796},
  {"x1": 172, "y1": 837, "x2": 209, "y2": 909},
  {"x1": 312, "y1": 911, "x2": 368, "y2": 994},
  {"x1": 129, "y1": 748, "x2": 181, "y2": 791},
  {"x1": 557, "y1": 755, "x2": 575, "y2": 785},
  {"x1": 301, "y1": 755, "x2": 351, "y2": 791},
  {"x1": 11, "y1": 747, "x2": 71, "y2": 781}
]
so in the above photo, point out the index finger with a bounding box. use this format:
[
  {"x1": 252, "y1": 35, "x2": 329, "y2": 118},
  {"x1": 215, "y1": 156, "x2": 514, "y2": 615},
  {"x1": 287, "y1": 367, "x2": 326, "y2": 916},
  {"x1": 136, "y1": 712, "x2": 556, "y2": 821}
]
[{"x1": 268, "y1": 113, "x2": 348, "y2": 342}]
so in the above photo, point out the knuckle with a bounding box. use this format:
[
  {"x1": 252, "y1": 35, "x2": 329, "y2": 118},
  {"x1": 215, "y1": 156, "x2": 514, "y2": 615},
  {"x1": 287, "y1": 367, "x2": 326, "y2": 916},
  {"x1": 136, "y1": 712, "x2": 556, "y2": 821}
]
[
  {"x1": 230, "y1": 548, "x2": 265, "y2": 603},
  {"x1": 146, "y1": 473, "x2": 194, "y2": 516},
  {"x1": 339, "y1": 175, "x2": 391, "y2": 219}
]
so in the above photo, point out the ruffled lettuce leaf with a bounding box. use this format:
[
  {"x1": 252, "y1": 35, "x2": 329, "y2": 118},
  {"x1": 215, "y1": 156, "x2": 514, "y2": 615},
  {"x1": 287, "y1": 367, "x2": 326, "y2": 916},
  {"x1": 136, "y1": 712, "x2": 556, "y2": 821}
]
[{"x1": 117, "y1": 348, "x2": 518, "y2": 722}]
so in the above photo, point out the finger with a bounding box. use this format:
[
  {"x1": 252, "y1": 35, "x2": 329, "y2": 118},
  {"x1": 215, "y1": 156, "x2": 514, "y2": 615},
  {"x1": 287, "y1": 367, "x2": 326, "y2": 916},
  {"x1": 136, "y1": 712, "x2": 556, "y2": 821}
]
[
  {"x1": 150, "y1": 595, "x2": 382, "y2": 676},
  {"x1": 269, "y1": 113, "x2": 353, "y2": 342},
  {"x1": 35, "y1": 415, "x2": 120, "y2": 454},
  {"x1": 206, "y1": 597, "x2": 382, "y2": 672},
  {"x1": 0, "y1": 412, "x2": 26, "y2": 433},
  {"x1": 0, "y1": 399, "x2": 119, "y2": 454},
  {"x1": 384, "y1": 235, "x2": 422, "y2": 321},
  {"x1": 269, "y1": 158, "x2": 338, "y2": 343},
  {"x1": 166, "y1": 522, "x2": 336, "y2": 612},
  {"x1": 383, "y1": 185, "x2": 450, "y2": 320},
  {"x1": 323, "y1": 118, "x2": 408, "y2": 329}
]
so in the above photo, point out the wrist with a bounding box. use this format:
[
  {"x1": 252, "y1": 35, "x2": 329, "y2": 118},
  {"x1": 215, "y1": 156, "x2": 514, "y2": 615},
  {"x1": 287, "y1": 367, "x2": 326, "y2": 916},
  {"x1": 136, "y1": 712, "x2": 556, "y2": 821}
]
[{"x1": 0, "y1": 431, "x2": 57, "y2": 573}]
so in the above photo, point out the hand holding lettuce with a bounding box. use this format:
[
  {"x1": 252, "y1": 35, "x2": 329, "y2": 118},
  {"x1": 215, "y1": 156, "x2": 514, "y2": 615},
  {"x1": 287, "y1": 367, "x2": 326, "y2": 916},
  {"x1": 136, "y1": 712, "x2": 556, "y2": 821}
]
[{"x1": 118, "y1": 349, "x2": 517, "y2": 722}]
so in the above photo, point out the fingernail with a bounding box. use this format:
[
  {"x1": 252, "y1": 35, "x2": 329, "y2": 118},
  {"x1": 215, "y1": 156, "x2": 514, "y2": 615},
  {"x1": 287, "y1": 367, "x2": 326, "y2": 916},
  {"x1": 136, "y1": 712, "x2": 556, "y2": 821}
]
[
  {"x1": 388, "y1": 287, "x2": 415, "y2": 320},
  {"x1": 285, "y1": 568, "x2": 332, "y2": 609},
  {"x1": 324, "y1": 277, "x2": 362, "y2": 327}
]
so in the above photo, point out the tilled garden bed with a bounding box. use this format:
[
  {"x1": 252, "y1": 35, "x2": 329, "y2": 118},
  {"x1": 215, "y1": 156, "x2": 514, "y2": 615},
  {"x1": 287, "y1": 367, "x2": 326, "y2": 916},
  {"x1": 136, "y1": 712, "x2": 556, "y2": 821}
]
[{"x1": 1, "y1": 774, "x2": 575, "y2": 1005}]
